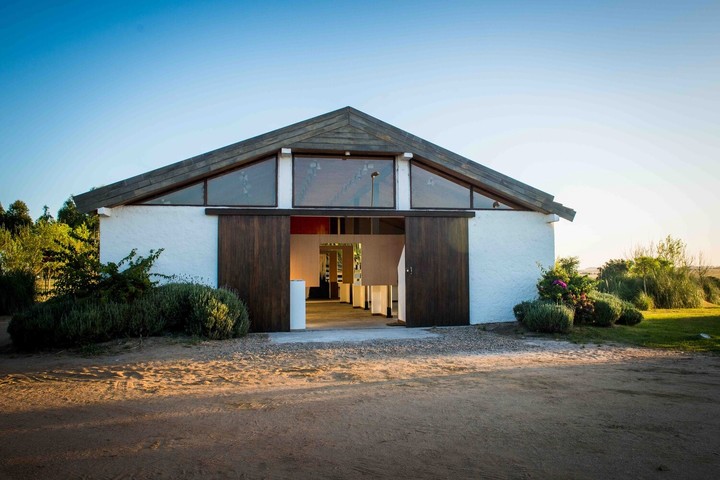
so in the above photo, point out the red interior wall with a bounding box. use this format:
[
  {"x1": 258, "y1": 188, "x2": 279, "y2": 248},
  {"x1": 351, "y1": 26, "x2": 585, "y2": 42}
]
[{"x1": 290, "y1": 217, "x2": 330, "y2": 234}]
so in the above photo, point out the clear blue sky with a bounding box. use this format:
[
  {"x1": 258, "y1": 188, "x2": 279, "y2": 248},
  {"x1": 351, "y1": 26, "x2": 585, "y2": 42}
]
[{"x1": 1, "y1": 0, "x2": 718, "y2": 267}]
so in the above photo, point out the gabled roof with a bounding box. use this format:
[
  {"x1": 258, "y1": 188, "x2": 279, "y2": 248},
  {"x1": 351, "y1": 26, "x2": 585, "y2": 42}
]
[{"x1": 74, "y1": 107, "x2": 575, "y2": 220}]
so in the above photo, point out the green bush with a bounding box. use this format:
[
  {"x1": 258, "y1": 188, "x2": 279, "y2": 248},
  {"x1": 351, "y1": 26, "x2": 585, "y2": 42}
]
[
  {"x1": 513, "y1": 301, "x2": 535, "y2": 323},
  {"x1": 59, "y1": 301, "x2": 128, "y2": 345},
  {"x1": 597, "y1": 259, "x2": 644, "y2": 303},
  {"x1": 616, "y1": 300, "x2": 644, "y2": 326},
  {"x1": 127, "y1": 294, "x2": 167, "y2": 337},
  {"x1": 536, "y1": 257, "x2": 596, "y2": 323},
  {"x1": 187, "y1": 286, "x2": 248, "y2": 340},
  {"x1": 647, "y1": 269, "x2": 703, "y2": 309},
  {"x1": 588, "y1": 292, "x2": 623, "y2": 327},
  {"x1": 137, "y1": 283, "x2": 205, "y2": 333},
  {"x1": 98, "y1": 249, "x2": 164, "y2": 303},
  {"x1": 701, "y1": 277, "x2": 720, "y2": 305},
  {"x1": 633, "y1": 291, "x2": 654, "y2": 311},
  {"x1": 0, "y1": 270, "x2": 36, "y2": 315},
  {"x1": 7, "y1": 283, "x2": 250, "y2": 350},
  {"x1": 8, "y1": 300, "x2": 64, "y2": 350},
  {"x1": 521, "y1": 301, "x2": 574, "y2": 334}
]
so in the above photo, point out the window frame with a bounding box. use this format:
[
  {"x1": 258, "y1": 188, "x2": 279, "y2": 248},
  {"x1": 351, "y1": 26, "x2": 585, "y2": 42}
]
[
  {"x1": 409, "y1": 161, "x2": 472, "y2": 210},
  {"x1": 138, "y1": 156, "x2": 278, "y2": 207},
  {"x1": 410, "y1": 160, "x2": 521, "y2": 211},
  {"x1": 292, "y1": 154, "x2": 396, "y2": 209}
]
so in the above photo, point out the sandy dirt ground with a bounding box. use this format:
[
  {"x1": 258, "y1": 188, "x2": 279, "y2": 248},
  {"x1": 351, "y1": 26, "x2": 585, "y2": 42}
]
[{"x1": 1, "y1": 318, "x2": 719, "y2": 479}]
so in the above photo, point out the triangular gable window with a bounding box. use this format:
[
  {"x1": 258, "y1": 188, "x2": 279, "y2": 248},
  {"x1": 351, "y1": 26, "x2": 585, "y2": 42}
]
[
  {"x1": 411, "y1": 163, "x2": 470, "y2": 209},
  {"x1": 473, "y1": 190, "x2": 513, "y2": 210},
  {"x1": 207, "y1": 157, "x2": 276, "y2": 206},
  {"x1": 140, "y1": 156, "x2": 277, "y2": 206},
  {"x1": 142, "y1": 182, "x2": 204, "y2": 205}
]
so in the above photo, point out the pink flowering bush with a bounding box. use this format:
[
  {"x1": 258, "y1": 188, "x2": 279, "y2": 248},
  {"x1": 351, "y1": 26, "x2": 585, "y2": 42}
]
[{"x1": 537, "y1": 257, "x2": 596, "y2": 323}]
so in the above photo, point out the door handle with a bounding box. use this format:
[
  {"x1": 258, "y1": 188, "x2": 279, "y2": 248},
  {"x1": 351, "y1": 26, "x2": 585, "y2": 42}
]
[{"x1": 406, "y1": 266, "x2": 413, "y2": 275}]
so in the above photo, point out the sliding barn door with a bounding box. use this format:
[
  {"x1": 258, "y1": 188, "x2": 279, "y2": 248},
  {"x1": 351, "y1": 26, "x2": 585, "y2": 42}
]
[
  {"x1": 218, "y1": 215, "x2": 290, "y2": 332},
  {"x1": 404, "y1": 216, "x2": 469, "y2": 327}
]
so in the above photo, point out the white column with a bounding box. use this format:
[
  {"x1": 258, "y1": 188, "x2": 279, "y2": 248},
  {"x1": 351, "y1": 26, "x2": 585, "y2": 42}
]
[
  {"x1": 371, "y1": 286, "x2": 389, "y2": 315},
  {"x1": 290, "y1": 280, "x2": 306, "y2": 330},
  {"x1": 277, "y1": 148, "x2": 293, "y2": 208},
  {"x1": 396, "y1": 152, "x2": 412, "y2": 210}
]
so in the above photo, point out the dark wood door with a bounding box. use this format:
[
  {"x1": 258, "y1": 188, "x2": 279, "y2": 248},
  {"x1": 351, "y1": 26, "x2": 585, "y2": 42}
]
[
  {"x1": 404, "y1": 216, "x2": 469, "y2": 327},
  {"x1": 218, "y1": 215, "x2": 290, "y2": 332}
]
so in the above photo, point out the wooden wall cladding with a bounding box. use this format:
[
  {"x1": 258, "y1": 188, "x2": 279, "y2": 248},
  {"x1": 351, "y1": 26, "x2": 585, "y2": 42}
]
[
  {"x1": 218, "y1": 215, "x2": 290, "y2": 332},
  {"x1": 404, "y1": 217, "x2": 469, "y2": 327}
]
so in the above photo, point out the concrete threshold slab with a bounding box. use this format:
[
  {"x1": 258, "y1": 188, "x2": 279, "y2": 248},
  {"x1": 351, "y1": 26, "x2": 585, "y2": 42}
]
[{"x1": 268, "y1": 327, "x2": 441, "y2": 344}]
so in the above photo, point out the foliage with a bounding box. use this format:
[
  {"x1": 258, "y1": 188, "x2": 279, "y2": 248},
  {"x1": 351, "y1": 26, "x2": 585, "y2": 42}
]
[
  {"x1": 59, "y1": 301, "x2": 129, "y2": 345},
  {"x1": 537, "y1": 256, "x2": 596, "y2": 320},
  {"x1": 617, "y1": 300, "x2": 644, "y2": 326},
  {"x1": 633, "y1": 291, "x2": 654, "y2": 311},
  {"x1": 646, "y1": 268, "x2": 702, "y2": 309},
  {"x1": 600, "y1": 236, "x2": 705, "y2": 309},
  {"x1": 597, "y1": 259, "x2": 631, "y2": 282},
  {"x1": 37, "y1": 205, "x2": 55, "y2": 224},
  {"x1": 50, "y1": 225, "x2": 101, "y2": 298},
  {"x1": 588, "y1": 291, "x2": 623, "y2": 327},
  {"x1": 700, "y1": 276, "x2": 720, "y2": 305},
  {"x1": 187, "y1": 286, "x2": 249, "y2": 339},
  {"x1": 1, "y1": 200, "x2": 33, "y2": 235},
  {"x1": 57, "y1": 196, "x2": 98, "y2": 231},
  {"x1": 597, "y1": 258, "x2": 643, "y2": 303},
  {"x1": 520, "y1": 300, "x2": 574, "y2": 334},
  {"x1": 513, "y1": 300, "x2": 534, "y2": 323},
  {"x1": 7, "y1": 283, "x2": 250, "y2": 350},
  {"x1": 566, "y1": 307, "x2": 720, "y2": 353},
  {"x1": 0, "y1": 270, "x2": 36, "y2": 315},
  {"x1": 97, "y1": 249, "x2": 165, "y2": 303}
]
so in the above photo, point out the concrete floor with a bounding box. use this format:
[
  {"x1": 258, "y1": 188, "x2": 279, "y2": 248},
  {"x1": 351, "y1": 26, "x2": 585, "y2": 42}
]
[{"x1": 305, "y1": 300, "x2": 398, "y2": 330}]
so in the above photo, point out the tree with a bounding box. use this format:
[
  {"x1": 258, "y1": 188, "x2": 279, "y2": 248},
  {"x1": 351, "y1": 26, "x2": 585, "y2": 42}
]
[
  {"x1": 57, "y1": 196, "x2": 98, "y2": 232},
  {"x1": 57, "y1": 197, "x2": 85, "y2": 228},
  {"x1": 4, "y1": 200, "x2": 33, "y2": 235},
  {"x1": 0, "y1": 222, "x2": 71, "y2": 277},
  {"x1": 631, "y1": 256, "x2": 657, "y2": 294},
  {"x1": 51, "y1": 224, "x2": 101, "y2": 298},
  {"x1": 36, "y1": 205, "x2": 55, "y2": 224},
  {"x1": 0, "y1": 202, "x2": 5, "y2": 230},
  {"x1": 656, "y1": 235, "x2": 691, "y2": 268}
]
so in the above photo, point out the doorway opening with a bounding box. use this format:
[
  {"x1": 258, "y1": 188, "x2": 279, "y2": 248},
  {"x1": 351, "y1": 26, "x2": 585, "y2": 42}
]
[{"x1": 290, "y1": 216, "x2": 405, "y2": 330}]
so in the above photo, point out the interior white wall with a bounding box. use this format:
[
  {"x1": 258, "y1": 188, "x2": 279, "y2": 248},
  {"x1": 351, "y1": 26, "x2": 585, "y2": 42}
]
[
  {"x1": 468, "y1": 211, "x2": 555, "y2": 324},
  {"x1": 99, "y1": 206, "x2": 218, "y2": 286},
  {"x1": 397, "y1": 246, "x2": 406, "y2": 321}
]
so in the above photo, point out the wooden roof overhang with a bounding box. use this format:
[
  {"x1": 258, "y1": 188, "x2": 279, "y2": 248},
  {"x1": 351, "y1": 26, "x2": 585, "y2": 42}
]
[{"x1": 74, "y1": 107, "x2": 575, "y2": 221}]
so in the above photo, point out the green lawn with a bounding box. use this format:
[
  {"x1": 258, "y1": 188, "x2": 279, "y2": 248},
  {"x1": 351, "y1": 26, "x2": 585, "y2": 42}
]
[{"x1": 566, "y1": 307, "x2": 720, "y2": 353}]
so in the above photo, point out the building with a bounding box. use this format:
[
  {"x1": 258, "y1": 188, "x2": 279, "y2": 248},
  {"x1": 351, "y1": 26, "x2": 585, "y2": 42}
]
[{"x1": 75, "y1": 107, "x2": 575, "y2": 332}]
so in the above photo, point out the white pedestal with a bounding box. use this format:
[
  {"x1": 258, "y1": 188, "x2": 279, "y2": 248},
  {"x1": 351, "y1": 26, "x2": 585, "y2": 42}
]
[
  {"x1": 371, "y1": 286, "x2": 389, "y2": 315},
  {"x1": 339, "y1": 283, "x2": 351, "y2": 303},
  {"x1": 352, "y1": 285, "x2": 366, "y2": 308},
  {"x1": 290, "y1": 280, "x2": 306, "y2": 330}
]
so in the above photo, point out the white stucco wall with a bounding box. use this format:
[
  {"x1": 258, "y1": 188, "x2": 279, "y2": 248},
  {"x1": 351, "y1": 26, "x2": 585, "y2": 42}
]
[
  {"x1": 99, "y1": 206, "x2": 218, "y2": 286},
  {"x1": 468, "y1": 211, "x2": 555, "y2": 324}
]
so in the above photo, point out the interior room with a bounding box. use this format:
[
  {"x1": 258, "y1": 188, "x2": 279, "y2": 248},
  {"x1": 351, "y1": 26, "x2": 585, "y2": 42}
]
[{"x1": 290, "y1": 216, "x2": 405, "y2": 330}]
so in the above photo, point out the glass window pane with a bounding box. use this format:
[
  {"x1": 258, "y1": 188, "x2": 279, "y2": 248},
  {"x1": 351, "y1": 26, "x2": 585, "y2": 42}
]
[
  {"x1": 142, "y1": 182, "x2": 204, "y2": 205},
  {"x1": 473, "y1": 190, "x2": 513, "y2": 210},
  {"x1": 294, "y1": 156, "x2": 395, "y2": 208},
  {"x1": 411, "y1": 165, "x2": 470, "y2": 209},
  {"x1": 207, "y1": 158, "x2": 276, "y2": 206}
]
